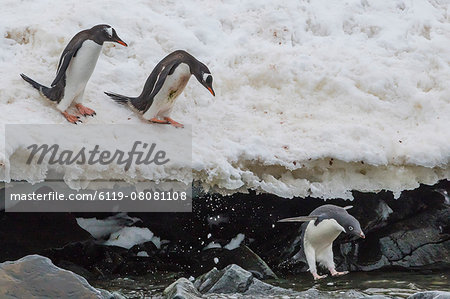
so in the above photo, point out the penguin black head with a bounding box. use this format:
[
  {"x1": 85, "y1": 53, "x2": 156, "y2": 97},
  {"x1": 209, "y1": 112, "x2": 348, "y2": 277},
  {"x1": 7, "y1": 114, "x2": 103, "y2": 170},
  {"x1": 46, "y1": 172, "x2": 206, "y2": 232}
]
[
  {"x1": 337, "y1": 206, "x2": 365, "y2": 239},
  {"x1": 90, "y1": 24, "x2": 128, "y2": 47},
  {"x1": 192, "y1": 62, "x2": 215, "y2": 96}
]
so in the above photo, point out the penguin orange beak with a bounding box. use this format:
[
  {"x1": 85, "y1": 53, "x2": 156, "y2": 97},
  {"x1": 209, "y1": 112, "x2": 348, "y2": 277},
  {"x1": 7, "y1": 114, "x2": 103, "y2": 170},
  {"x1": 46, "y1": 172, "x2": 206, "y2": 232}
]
[
  {"x1": 115, "y1": 39, "x2": 128, "y2": 47},
  {"x1": 207, "y1": 86, "x2": 215, "y2": 96}
]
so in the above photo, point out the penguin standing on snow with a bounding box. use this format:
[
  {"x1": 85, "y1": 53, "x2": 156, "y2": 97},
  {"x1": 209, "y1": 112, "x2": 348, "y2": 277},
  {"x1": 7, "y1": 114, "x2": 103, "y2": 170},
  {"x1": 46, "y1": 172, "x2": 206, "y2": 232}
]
[
  {"x1": 278, "y1": 204, "x2": 365, "y2": 280},
  {"x1": 20, "y1": 24, "x2": 127, "y2": 124},
  {"x1": 105, "y1": 50, "x2": 215, "y2": 128}
]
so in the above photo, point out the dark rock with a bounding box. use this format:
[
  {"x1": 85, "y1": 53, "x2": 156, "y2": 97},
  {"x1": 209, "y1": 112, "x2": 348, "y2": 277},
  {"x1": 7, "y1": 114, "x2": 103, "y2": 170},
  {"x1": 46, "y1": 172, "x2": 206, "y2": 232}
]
[
  {"x1": 191, "y1": 264, "x2": 369, "y2": 298},
  {"x1": 0, "y1": 254, "x2": 119, "y2": 298},
  {"x1": 195, "y1": 264, "x2": 253, "y2": 294},
  {"x1": 0, "y1": 212, "x2": 92, "y2": 262},
  {"x1": 192, "y1": 244, "x2": 277, "y2": 279},
  {"x1": 408, "y1": 291, "x2": 450, "y2": 299},
  {"x1": 163, "y1": 278, "x2": 202, "y2": 299},
  {"x1": 57, "y1": 260, "x2": 97, "y2": 281},
  {"x1": 43, "y1": 239, "x2": 162, "y2": 278},
  {"x1": 354, "y1": 207, "x2": 450, "y2": 271},
  {"x1": 193, "y1": 264, "x2": 300, "y2": 296},
  {"x1": 243, "y1": 278, "x2": 301, "y2": 297},
  {"x1": 129, "y1": 240, "x2": 158, "y2": 256},
  {"x1": 115, "y1": 255, "x2": 159, "y2": 276}
]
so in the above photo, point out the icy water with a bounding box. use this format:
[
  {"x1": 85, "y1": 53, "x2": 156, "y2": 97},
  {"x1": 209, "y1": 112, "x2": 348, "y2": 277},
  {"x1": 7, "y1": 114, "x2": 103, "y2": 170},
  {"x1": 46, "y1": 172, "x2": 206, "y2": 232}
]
[{"x1": 93, "y1": 271, "x2": 450, "y2": 298}]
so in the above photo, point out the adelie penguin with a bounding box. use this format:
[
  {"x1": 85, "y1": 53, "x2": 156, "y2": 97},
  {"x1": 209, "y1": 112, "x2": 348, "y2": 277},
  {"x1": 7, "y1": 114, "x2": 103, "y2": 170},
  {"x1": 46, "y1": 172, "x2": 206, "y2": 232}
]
[
  {"x1": 278, "y1": 204, "x2": 365, "y2": 280},
  {"x1": 20, "y1": 24, "x2": 127, "y2": 124},
  {"x1": 105, "y1": 50, "x2": 215, "y2": 128}
]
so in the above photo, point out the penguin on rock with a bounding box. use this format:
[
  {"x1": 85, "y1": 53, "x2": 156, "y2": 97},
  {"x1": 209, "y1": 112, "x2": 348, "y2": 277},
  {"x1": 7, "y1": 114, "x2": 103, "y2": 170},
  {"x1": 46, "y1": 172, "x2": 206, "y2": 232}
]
[
  {"x1": 105, "y1": 50, "x2": 215, "y2": 128},
  {"x1": 279, "y1": 204, "x2": 365, "y2": 280},
  {"x1": 21, "y1": 24, "x2": 127, "y2": 124}
]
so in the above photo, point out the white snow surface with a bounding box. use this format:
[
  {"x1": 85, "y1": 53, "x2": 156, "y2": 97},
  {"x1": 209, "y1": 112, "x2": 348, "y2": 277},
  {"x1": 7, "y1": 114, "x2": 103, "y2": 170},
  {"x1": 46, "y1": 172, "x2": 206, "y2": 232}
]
[
  {"x1": 76, "y1": 213, "x2": 141, "y2": 239},
  {"x1": 1, "y1": 0, "x2": 450, "y2": 199},
  {"x1": 224, "y1": 233, "x2": 245, "y2": 250},
  {"x1": 203, "y1": 241, "x2": 222, "y2": 250},
  {"x1": 136, "y1": 251, "x2": 149, "y2": 257},
  {"x1": 103, "y1": 227, "x2": 156, "y2": 249}
]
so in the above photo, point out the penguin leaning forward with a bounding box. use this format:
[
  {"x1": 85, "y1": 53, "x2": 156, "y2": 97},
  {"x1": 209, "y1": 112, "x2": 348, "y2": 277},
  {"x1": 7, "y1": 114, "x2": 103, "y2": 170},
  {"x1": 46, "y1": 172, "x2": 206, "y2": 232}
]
[
  {"x1": 21, "y1": 24, "x2": 127, "y2": 124},
  {"x1": 105, "y1": 50, "x2": 215, "y2": 128},
  {"x1": 279, "y1": 204, "x2": 365, "y2": 280}
]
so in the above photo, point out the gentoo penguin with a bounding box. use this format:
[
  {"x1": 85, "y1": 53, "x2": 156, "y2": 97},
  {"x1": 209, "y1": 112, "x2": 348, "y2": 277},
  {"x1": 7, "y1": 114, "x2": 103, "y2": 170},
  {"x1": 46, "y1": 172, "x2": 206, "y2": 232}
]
[
  {"x1": 278, "y1": 204, "x2": 365, "y2": 280},
  {"x1": 20, "y1": 24, "x2": 127, "y2": 124},
  {"x1": 104, "y1": 50, "x2": 215, "y2": 128}
]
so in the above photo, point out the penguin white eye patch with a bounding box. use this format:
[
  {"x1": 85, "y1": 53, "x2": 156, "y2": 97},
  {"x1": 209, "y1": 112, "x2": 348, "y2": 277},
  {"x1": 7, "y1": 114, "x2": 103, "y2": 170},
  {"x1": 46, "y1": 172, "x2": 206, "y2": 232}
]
[
  {"x1": 202, "y1": 73, "x2": 211, "y2": 81},
  {"x1": 348, "y1": 226, "x2": 354, "y2": 231},
  {"x1": 104, "y1": 27, "x2": 113, "y2": 37}
]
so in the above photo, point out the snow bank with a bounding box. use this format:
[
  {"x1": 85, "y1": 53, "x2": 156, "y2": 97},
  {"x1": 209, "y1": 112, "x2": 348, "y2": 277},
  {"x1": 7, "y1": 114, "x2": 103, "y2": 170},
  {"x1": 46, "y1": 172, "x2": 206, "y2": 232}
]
[
  {"x1": 1, "y1": 0, "x2": 449, "y2": 199},
  {"x1": 224, "y1": 233, "x2": 245, "y2": 250},
  {"x1": 76, "y1": 213, "x2": 141, "y2": 239},
  {"x1": 103, "y1": 227, "x2": 157, "y2": 249},
  {"x1": 203, "y1": 233, "x2": 245, "y2": 250},
  {"x1": 77, "y1": 214, "x2": 161, "y2": 249}
]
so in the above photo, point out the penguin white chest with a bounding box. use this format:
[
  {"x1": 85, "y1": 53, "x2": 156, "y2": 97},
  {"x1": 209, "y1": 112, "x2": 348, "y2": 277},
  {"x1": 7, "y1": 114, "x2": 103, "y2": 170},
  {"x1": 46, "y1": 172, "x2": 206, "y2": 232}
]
[
  {"x1": 304, "y1": 219, "x2": 344, "y2": 251},
  {"x1": 57, "y1": 40, "x2": 102, "y2": 111},
  {"x1": 143, "y1": 63, "x2": 191, "y2": 119},
  {"x1": 65, "y1": 40, "x2": 102, "y2": 88}
]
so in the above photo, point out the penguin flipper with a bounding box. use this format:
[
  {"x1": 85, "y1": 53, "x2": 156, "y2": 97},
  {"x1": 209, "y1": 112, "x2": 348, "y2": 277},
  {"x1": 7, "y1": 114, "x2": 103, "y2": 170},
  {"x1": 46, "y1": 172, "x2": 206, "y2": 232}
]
[
  {"x1": 278, "y1": 216, "x2": 317, "y2": 223},
  {"x1": 51, "y1": 41, "x2": 82, "y2": 87},
  {"x1": 148, "y1": 61, "x2": 179, "y2": 98}
]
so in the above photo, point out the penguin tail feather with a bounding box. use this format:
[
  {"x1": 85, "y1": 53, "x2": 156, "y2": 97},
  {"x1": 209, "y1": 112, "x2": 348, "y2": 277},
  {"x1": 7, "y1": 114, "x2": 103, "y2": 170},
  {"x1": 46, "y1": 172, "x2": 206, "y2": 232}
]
[
  {"x1": 104, "y1": 92, "x2": 131, "y2": 105},
  {"x1": 20, "y1": 73, "x2": 57, "y2": 101}
]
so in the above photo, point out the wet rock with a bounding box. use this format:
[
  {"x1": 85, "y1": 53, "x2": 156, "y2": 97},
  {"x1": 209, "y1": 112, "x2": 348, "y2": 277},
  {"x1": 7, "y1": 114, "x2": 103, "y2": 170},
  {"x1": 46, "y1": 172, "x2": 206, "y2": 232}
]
[
  {"x1": 43, "y1": 239, "x2": 162, "y2": 278},
  {"x1": 195, "y1": 264, "x2": 253, "y2": 294},
  {"x1": 172, "y1": 265, "x2": 369, "y2": 298},
  {"x1": 193, "y1": 245, "x2": 277, "y2": 279},
  {"x1": 408, "y1": 291, "x2": 450, "y2": 299},
  {"x1": 193, "y1": 264, "x2": 304, "y2": 297},
  {"x1": 355, "y1": 206, "x2": 450, "y2": 271},
  {"x1": 243, "y1": 278, "x2": 302, "y2": 297},
  {"x1": 0, "y1": 254, "x2": 120, "y2": 298},
  {"x1": 57, "y1": 260, "x2": 97, "y2": 281},
  {"x1": 163, "y1": 278, "x2": 202, "y2": 299},
  {"x1": 129, "y1": 240, "x2": 159, "y2": 256}
]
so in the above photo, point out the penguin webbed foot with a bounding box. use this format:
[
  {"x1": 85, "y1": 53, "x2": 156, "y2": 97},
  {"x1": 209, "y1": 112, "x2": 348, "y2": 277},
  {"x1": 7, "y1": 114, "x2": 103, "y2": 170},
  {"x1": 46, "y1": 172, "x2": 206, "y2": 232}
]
[
  {"x1": 330, "y1": 270, "x2": 349, "y2": 277},
  {"x1": 149, "y1": 118, "x2": 170, "y2": 125},
  {"x1": 75, "y1": 104, "x2": 96, "y2": 117},
  {"x1": 62, "y1": 111, "x2": 82, "y2": 124},
  {"x1": 149, "y1": 117, "x2": 184, "y2": 128},
  {"x1": 164, "y1": 117, "x2": 184, "y2": 128},
  {"x1": 312, "y1": 273, "x2": 328, "y2": 280}
]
